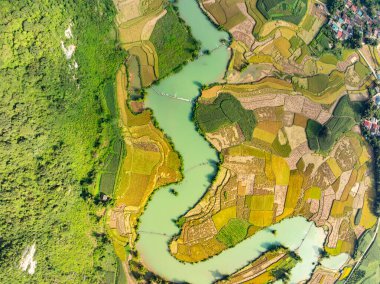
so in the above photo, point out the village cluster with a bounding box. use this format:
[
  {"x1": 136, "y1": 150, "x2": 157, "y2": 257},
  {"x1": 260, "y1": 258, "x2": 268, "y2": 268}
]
[{"x1": 329, "y1": 0, "x2": 380, "y2": 41}]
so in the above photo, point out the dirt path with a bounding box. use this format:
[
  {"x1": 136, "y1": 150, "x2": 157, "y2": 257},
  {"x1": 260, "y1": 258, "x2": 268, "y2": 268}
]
[{"x1": 123, "y1": 255, "x2": 137, "y2": 284}]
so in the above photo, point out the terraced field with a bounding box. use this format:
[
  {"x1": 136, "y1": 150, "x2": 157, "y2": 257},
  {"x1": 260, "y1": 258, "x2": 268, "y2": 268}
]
[
  {"x1": 171, "y1": 82, "x2": 376, "y2": 263},
  {"x1": 115, "y1": 0, "x2": 198, "y2": 86},
  {"x1": 107, "y1": 66, "x2": 182, "y2": 260},
  {"x1": 256, "y1": 0, "x2": 308, "y2": 25},
  {"x1": 217, "y1": 247, "x2": 300, "y2": 283},
  {"x1": 109, "y1": 0, "x2": 379, "y2": 282}
]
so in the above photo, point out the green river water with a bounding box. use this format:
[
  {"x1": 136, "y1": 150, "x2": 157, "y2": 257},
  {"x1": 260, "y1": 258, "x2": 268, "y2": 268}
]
[{"x1": 136, "y1": 0, "x2": 347, "y2": 283}]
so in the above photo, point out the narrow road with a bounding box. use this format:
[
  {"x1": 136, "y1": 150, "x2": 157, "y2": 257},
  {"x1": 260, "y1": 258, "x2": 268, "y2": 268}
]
[
  {"x1": 344, "y1": 218, "x2": 380, "y2": 283},
  {"x1": 123, "y1": 254, "x2": 136, "y2": 284},
  {"x1": 358, "y1": 48, "x2": 377, "y2": 78}
]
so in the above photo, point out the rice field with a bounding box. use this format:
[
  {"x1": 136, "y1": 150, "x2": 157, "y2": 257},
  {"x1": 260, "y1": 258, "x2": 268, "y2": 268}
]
[
  {"x1": 250, "y1": 195, "x2": 274, "y2": 211},
  {"x1": 307, "y1": 74, "x2": 329, "y2": 93},
  {"x1": 212, "y1": 206, "x2": 237, "y2": 231},
  {"x1": 249, "y1": 210, "x2": 274, "y2": 227},
  {"x1": 216, "y1": 218, "x2": 250, "y2": 247},
  {"x1": 272, "y1": 155, "x2": 290, "y2": 185},
  {"x1": 196, "y1": 93, "x2": 257, "y2": 140},
  {"x1": 256, "y1": 0, "x2": 308, "y2": 25}
]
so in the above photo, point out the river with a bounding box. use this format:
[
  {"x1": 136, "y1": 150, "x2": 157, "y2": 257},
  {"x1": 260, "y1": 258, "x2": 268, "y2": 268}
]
[{"x1": 136, "y1": 0, "x2": 344, "y2": 283}]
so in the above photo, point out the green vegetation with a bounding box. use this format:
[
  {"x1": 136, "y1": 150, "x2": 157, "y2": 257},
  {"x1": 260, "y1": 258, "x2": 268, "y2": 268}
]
[
  {"x1": 216, "y1": 218, "x2": 250, "y2": 247},
  {"x1": 309, "y1": 25, "x2": 341, "y2": 58},
  {"x1": 289, "y1": 36, "x2": 304, "y2": 53},
  {"x1": 354, "y1": 61, "x2": 371, "y2": 79},
  {"x1": 346, "y1": 225, "x2": 380, "y2": 283},
  {"x1": 150, "y1": 5, "x2": 200, "y2": 78},
  {"x1": 307, "y1": 74, "x2": 329, "y2": 93},
  {"x1": 0, "y1": 0, "x2": 124, "y2": 282},
  {"x1": 256, "y1": 0, "x2": 307, "y2": 25},
  {"x1": 269, "y1": 249, "x2": 301, "y2": 283},
  {"x1": 195, "y1": 93, "x2": 257, "y2": 140},
  {"x1": 320, "y1": 53, "x2": 339, "y2": 65},
  {"x1": 99, "y1": 139, "x2": 124, "y2": 195},
  {"x1": 272, "y1": 135, "x2": 291, "y2": 157},
  {"x1": 306, "y1": 96, "x2": 362, "y2": 152},
  {"x1": 326, "y1": 0, "x2": 345, "y2": 14}
]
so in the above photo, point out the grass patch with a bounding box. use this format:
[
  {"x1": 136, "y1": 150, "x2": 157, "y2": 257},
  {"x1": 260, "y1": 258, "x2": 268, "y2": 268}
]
[
  {"x1": 289, "y1": 36, "x2": 303, "y2": 52},
  {"x1": 196, "y1": 93, "x2": 257, "y2": 140},
  {"x1": 100, "y1": 173, "x2": 117, "y2": 196},
  {"x1": 302, "y1": 14, "x2": 316, "y2": 30},
  {"x1": 307, "y1": 74, "x2": 329, "y2": 93},
  {"x1": 320, "y1": 53, "x2": 339, "y2": 65},
  {"x1": 295, "y1": 44, "x2": 309, "y2": 64},
  {"x1": 354, "y1": 61, "x2": 371, "y2": 79},
  {"x1": 216, "y1": 218, "x2": 250, "y2": 247},
  {"x1": 150, "y1": 5, "x2": 199, "y2": 78},
  {"x1": 272, "y1": 135, "x2": 291, "y2": 157}
]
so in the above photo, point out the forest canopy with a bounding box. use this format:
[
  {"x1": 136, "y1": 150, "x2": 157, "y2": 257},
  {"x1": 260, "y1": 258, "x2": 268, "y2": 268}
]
[{"x1": 0, "y1": 0, "x2": 124, "y2": 282}]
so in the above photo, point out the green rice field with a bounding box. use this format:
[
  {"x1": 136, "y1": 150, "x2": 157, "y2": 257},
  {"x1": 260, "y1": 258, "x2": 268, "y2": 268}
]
[
  {"x1": 256, "y1": 0, "x2": 308, "y2": 25},
  {"x1": 216, "y1": 218, "x2": 251, "y2": 247},
  {"x1": 196, "y1": 93, "x2": 257, "y2": 140}
]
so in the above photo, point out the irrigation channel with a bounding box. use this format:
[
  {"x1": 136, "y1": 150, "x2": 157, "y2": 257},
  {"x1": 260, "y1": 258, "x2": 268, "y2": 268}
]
[{"x1": 135, "y1": 0, "x2": 349, "y2": 283}]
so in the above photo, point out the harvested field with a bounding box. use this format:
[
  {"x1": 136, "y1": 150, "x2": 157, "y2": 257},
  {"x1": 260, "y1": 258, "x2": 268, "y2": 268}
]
[
  {"x1": 109, "y1": 65, "x2": 182, "y2": 250},
  {"x1": 284, "y1": 125, "x2": 307, "y2": 150},
  {"x1": 206, "y1": 124, "x2": 245, "y2": 151},
  {"x1": 128, "y1": 45, "x2": 156, "y2": 86},
  {"x1": 141, "y1": 9, "x2": 167, "y2": 40},
  {"x1": 229, "y1": 2, "x2": 256, "y2": 50},
  {"x1": 114, "y1": 0, "x2": 142, "y2": 24}
]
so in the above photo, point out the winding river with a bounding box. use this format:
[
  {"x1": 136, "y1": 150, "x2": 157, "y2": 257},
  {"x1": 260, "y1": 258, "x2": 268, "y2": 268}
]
[{"x1": 136, "y1": 0, "x2": 346, "y2": 283}]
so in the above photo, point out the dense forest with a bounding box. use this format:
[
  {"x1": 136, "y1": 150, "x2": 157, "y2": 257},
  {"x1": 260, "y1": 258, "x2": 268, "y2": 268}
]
[{"x1": 0, "y1": 0, "x2": 124, "y2": 282}]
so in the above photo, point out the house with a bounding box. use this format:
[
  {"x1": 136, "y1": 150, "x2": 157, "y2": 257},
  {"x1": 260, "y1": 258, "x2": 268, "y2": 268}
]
[
  {"x1": 364, "y1": 119, "x2": 372, "y2": 129},
  {"x1": 371, "y1": 123, "x2": 380, "y2": 135},
  {"x1": 372, "y1": 93, "x2": 380, "y2": 107}
]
